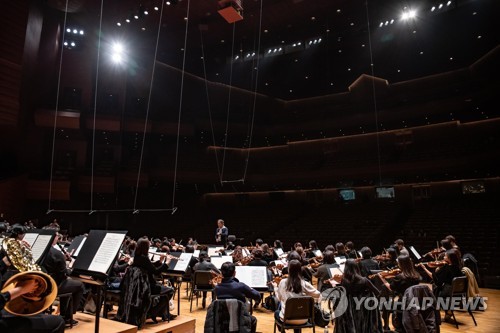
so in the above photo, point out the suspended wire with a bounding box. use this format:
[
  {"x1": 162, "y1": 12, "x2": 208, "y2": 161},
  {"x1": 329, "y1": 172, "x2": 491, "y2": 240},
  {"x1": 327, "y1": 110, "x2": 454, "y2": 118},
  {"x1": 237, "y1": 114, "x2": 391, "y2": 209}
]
[
  {"x1": 220, "y1": 23, "x2": 236, "y2": 183},
  {"x1": 89, "y1": 0, "x2": 105, "y2": 212},
  {"x1": 364, "y1": 0, "x2": 383, "y2": 185},
  {"x1": 199, "y1": 27, "x2": 223, "y2": 184},
  {"x1": 171, "y1": 0, "x2": 191, "y2": 210},
  {"x1": 47, "y1": 0, "x2": 69, "y2": 213},
  {"x1": 242, "y1": 0, "x2": 264, "y2": 182},
  {"x1": 133, "y1": 0, "x2": 166, "y2": 210},
  {"x1": 48, "y1": 208, "x2": 176, "y2": 214}
]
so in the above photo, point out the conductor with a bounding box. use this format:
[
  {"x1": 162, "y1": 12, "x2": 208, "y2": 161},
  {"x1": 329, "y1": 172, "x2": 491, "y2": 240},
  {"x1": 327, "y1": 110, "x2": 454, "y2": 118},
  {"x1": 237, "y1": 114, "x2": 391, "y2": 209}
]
[{"x1": 215, "y1": 219, "x2": 228, "y2": 247}]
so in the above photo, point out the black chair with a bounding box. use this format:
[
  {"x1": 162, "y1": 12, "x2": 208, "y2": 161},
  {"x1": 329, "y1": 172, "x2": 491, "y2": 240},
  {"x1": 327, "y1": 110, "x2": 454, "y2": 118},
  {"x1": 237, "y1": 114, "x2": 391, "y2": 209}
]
[
  {"x1": 274, "y1": 296, "x2": 315, "y2": 333},
  {"x1": 189, "y1": 270, "x2": 215, "y2": 312},
  {"x1": 204, "y1": 299, "x2": 254, "y2": 332},
  {"x1": 450, "y1": 276, "x2": 477, "y2": 329}
]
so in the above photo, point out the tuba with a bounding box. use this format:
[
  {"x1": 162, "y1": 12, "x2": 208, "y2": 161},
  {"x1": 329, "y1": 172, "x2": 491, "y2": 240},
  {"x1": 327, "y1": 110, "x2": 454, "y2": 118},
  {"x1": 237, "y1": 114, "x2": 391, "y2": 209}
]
[{"x1": 1, "y1": 238, "x2": 58, "y2": 316}]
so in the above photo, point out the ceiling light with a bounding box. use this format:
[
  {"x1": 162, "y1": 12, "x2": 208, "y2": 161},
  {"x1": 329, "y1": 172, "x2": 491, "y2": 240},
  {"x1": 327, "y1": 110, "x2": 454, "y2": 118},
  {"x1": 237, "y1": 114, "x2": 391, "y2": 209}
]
[
  {"x1": 73, "y1": 29, "x2": 77, "y2": 34},
  {"x1": 379, "y1": 22, "x2": 384, "y2": 27},
  {"x1": 70, "y1": 42, "x2": 76, "y2": 47},
  {"x1": 66, "y1": 28, "x2": 71, "y2": 33},
  {"x1": 63, "y1": 41, "x2": 68, "y2": 46},
  {"x1": 234, "y1": 55, "x2": 239, "y2": 60},
  {"x1": 79, "y1": 30, "x2": 84, "y2": 35},
  {"x1": 438, "y1": 4, "x2": 443, "y2": 9},
  {"x1": 166, "y1": 1, "x2": 171, "y2": 5},
  {"x1": 144, "y1": 10, "x2": 149, "y2": 15},
  {"x1": 117, "y1": 22, "x2": 121, "y2": 26},
  {"x1": 134, "y1": 15, "x2": 139, "y2": 19},
  {"x1": 154, "y1": 6, "x2": 159, "y2": 11},
  {"x1": 431, "y1": 6, "x2": 436, "y2": 12},
  {"x1": 390, "y1": 19, "x2": 394, "y2": 24}
]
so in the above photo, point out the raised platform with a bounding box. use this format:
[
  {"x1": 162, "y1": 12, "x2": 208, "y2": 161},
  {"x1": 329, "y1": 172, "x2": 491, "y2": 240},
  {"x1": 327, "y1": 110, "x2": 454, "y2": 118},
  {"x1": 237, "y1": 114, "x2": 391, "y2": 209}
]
[{"x1": 70, "y1": 313, "x2": 195, "y2": 333}]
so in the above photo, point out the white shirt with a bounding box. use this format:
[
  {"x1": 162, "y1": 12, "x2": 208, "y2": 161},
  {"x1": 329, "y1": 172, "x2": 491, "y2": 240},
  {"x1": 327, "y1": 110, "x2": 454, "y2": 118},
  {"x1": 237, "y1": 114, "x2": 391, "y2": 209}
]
[{"x1": 276, "y1": 278, "x2": 321, "y2": 324}]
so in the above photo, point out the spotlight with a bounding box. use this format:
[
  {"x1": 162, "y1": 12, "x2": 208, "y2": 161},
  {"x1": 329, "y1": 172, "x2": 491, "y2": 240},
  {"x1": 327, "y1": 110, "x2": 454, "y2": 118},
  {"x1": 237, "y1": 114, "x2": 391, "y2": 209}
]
[
  {"x1": 144, "y1": 10, "x2": 149, "y2": 15},
  {"x1": 73, "y1": 29, "x2": 78, "y2": 34},
  {"x1": 154, "y1": 6, "x2": 159, "y2": 10},
  {"x1": 112, "y1": 53, "x2": 122, "y2": 63},
  {"x1": 117, "y1": 22, "x2": 121, "y2": 26},
  {"x1": 234, "y1": 55, "x2": 239, "y2": 60},
  {"x1": 134, "y1": 15, "x2": 139, "y2": 19},
  {"x1": 390, "y1": 19, "x2": 394, "y2": 24},
  {"x1": 379, "y1": 22, "x2": 384, "y2": 27},
  {"x1": 385, "y1": 21, "x2": 389, "y2": 26},
  {"x1": 446, "y1": 1, "x2": 451, "y2": 5},
  {"x1": 63, "y1": 41, "x2": 68, "y2": 46},
  {"x1": 126, "y1": 19, "x2": 130, "y2": 23},
  {"x1": 268, "y1": 49, "x2": 272, "y2": 53},
  {"x1": 431, "y1": 6, "x2": 436, "y2": 11},
  {"x1": 66, "y1": 28, "x2": 71, "y2": 33},
  {"x1": 438, "y1": 3, "x2": 443, "y2": 9},
  {"x1": 70, "y1": 42, "x2": 76, "y2": 47},
  {"x1": 113, "y1": 43, "x2": 124, "y2": 53},
  {"x1": 166, "y1": 1, "x2": 171, "y2": 5},
  {"x1": 79, "y1": 30, "x2": 84, "y2": 35}
]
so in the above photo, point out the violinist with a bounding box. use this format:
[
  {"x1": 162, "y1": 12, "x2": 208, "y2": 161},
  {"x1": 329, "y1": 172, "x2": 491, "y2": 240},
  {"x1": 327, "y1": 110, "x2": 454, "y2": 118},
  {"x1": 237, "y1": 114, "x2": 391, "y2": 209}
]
[
  {"x1": 193, "y1": 252, "x2": 220, "y2": 308},
  {"x1": 394, "y1": 239, "x2": 409, "y2": 257},
  {"x1": 313, "y1": 250, "x2": 339, "y2": 292},
  {"x1": 272, "y1": 240, "x2": 284, "y2": 260},
  {"x1": 359, "y1": 247, "x2": 380, "y2": 277},
  {"x1": 335, "y1": 242, "x2": 347, "y2": 258},
  {"x1": 377, "y1": 255, "x2": 421, "y2": 331},
  {"x1": 378, "y1": 247, "x2": 398, "y2": 270},
  {"x1": 333, "y1": 259, "x2": 382, "y2": 333},
  {"x1": 305, "y1": 240, "x2": 320, "y2": 259},
  {"x1": 345, "y1": 241, "x2": 358, "y2": 259},
  {"x1": 418, "y1": 249, "x2": 463, "y2": 322},
  {"x1": 260, "y1": 244, "x2": 274, "y2": 264},
  {"x1": 247, "y1": 249, "x2": 268, "y2": 267},
  {"x1": 445, "y1": 235, "x2": 461, "y2": 257}
]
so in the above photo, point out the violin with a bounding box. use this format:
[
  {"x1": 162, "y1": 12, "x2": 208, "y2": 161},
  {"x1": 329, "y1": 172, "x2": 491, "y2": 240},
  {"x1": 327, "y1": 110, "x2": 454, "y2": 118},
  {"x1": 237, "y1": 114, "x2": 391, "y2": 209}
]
[
  {"x1": 373, "y1": 254, "x2": 391, "y2": 262},
  {"x1": 418, "y1": 260, "x2": 447, "y2": 268},
  {"x1": 273, "y1": 274, "x2": 288, "y2": 285},
  {"x1": 369, "y1": 268, "x2": 401, "y2": 279},
  {"x1": 209, "y1": 270, "x2": 223, "y2": 286}
]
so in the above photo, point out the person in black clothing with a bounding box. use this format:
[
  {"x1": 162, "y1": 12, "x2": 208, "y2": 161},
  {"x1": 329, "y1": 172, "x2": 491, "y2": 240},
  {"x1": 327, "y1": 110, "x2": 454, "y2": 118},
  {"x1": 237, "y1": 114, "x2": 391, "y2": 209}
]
[
  {"x1": 359, "y1": 247, "x2": 380, "y2": 277},
  {"x1": 333, "y1": 259, "x2": 383, "y2": 333},
  {"x1": 345, "y1": 241, "x2": 358, "y2": 259},
  {"x1": 377, "y1": 255, "x2": 421, "y2": 331},
  {"x1": 193, "y1": 252, "x2": 220, "y2": 308},
  {"x1": 42, "y1": 234, "x2": 84, "y2": 327},
  {"x1": 419, "y1": 248, "x2": 463, "y2": 322},
  {"x1": 215, "y1": 262, "x2": 260, "y2": 333},
  {"x1": 0, "y1": 278, "x2": 65, "y2": 333},
  {"x1": 313, "y1": 250, "x2": 340, "y2": 292},
  {"x1": 248, "y1": 249, "x2": 268, "y2": 267},
  {"x1": 379, "y1": 247, "x2": 398, "y2": 270},
  {"x1": 215, "y1": 219, "x2": 228, "y2": 247},
  {"x1": 335, "y1": 242, "x2": 347, "y2": 258},
  {"x1": 131, "y1": 238, "x2": 175, "y2": 322}
]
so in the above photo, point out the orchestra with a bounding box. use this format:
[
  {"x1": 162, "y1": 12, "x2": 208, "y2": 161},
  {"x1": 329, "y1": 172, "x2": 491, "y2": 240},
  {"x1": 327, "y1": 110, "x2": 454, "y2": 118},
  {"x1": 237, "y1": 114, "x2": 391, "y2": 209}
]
[{"x1": 0, "y1": 215, "x2": 486, "y2": 332}]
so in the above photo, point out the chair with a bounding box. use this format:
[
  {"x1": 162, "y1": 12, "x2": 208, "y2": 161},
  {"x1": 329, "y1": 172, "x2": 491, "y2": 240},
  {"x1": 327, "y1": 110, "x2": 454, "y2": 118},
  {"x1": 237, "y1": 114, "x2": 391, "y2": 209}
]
[
  {"x1": 274, "y1": 296, "x2": 315, "y2": 333},
  {"x1": 450, "y1": 276, "x2": 477, "y2": 329},
  {"x1": 189, "y1": 270, "x2": 215, "y2": 312}
]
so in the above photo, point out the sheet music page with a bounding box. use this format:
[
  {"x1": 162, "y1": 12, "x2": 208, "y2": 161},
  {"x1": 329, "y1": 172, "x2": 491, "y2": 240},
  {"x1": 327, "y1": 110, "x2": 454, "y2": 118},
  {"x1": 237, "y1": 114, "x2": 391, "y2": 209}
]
[
  {"x1": 172, "y1": 253, "x2": 192, "y2": 272},
  {"x1": 31, "y1": 235, "x2": 53, "y2": 262},
  {"x1": 242, "y1": 248, "x2": 251, "y2": 257},
  {"x1": 339, "y1": 264, "x2": 345, "y2": 273},
  {"x1": 23, "y1": 233, "x2": 39, "y2": 248},
  {"x1": 151, "y1": 252, "x2": 167, "y2": 262},
  {"x1": 274, "y1": 248, "x2": 284, "y2": 257},
  {"x1": 313, "y1": 249, "x2": 322, "y2": 257},
  {"x1": 334, "y1": 257, "x2": 347, "y2": 265},
  {"x1": 74, "y1": 237, "x2": 86, "y2": 257},
  {"x1": 208, "y1": 247, "x2": 224, "y2": 257},
  {"x1": 210, "y1": 256, "x2": 233, "y2": 269},
  {"x1": 193, "y1": 250, "x2": 200, "y2": 258},
  {"x1": 235, "y1": 266, "x2": 268, "y2": 288},
  {"x1": 88, "y1": 233, "x2": 125, "y2": 274},
  {"x1": 410, "y1": 246, "x2": 421, "y2": 260}
]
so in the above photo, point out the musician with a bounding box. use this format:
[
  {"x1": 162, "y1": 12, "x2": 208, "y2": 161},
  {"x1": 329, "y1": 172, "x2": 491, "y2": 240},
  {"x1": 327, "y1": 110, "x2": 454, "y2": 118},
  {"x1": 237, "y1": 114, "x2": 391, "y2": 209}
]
[
  {"x1": 333, "y1": 259, "x2": 382, "y2": 333},
  {"x1": 193, "y1": 252, "x2": 220, "y2": 309},
  {"x1": 272, "y1": 240, "x2": 284, "y2": 260},
  {"x1": 394, "y1": 239, "x2": 409, "y2": 256},
  {"x1": 437, "y1": 239, "x2": 453, "y2": 260},
  {"x1": 42, "y1": 233, "x2": 84, "y2": 327},
  {"x1": 275, "y1": 259, "x2": 321, "y2": 331},
  {"x1": 0, "y1": 278, "x2": 65, "y2": 333},
  {"x1": 313, "y1": 250, "x2": 339, "y2": 292},
  {"x1": 358, "y1": 247, "x2": 380, "y2": 277},
  {"x1": 305, "y1": 240, "x2": 320, "y2": 259},
  {"x1": 377, "y1": 255, "x2": 421, "y2": 331},
  {"x1": 215, "y1": 219, "x2": 228, "y2": 247},
  {"x1": 248, "y1": 249, "x2": 268, "y2": 267},
  {"x1": 378, "y1": 247, "x2": 398, "y2": 270},
  {"x1": 335, "y1": 242, "x2": 347, "y2": 258},
  {"x1": 131, "y1": 238, "x2": 175, "y2": 322},
  {"x1": 260, "y1": 244, "x2": 273, "y2": 264},
  {"x1": 215, "y1": 262, "x2": 260, "y2": 333},
  {"x1": 345, "y1": 241, "x2": 358, "y2": 259}
]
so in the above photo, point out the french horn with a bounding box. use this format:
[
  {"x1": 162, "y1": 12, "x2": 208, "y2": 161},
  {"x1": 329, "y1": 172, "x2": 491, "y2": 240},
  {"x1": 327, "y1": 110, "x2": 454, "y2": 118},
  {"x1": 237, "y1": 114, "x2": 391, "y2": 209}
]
[{"x1": 1, "y1": 238, "x2": 58, "y2": 315}]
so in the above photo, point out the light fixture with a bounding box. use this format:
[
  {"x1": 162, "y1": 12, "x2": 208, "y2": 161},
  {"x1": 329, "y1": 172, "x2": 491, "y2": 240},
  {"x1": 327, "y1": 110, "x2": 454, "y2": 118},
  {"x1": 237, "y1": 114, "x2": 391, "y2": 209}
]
[
  {"x1": 117, "y1": 22, "x2": 121, "y2": 26},
  {"x1": 73, "y1": 29, "x2": 77, "y2": 34},
  {"x1": 79, "y1": 30, "x2": 84, "y2": 35}
]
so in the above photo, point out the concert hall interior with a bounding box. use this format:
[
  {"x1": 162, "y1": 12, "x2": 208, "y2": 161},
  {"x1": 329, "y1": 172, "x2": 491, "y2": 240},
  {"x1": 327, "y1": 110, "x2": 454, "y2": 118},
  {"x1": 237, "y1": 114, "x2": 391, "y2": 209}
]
[{"x1": 1, "y1": 0, "x2": 500, "y2": 332}]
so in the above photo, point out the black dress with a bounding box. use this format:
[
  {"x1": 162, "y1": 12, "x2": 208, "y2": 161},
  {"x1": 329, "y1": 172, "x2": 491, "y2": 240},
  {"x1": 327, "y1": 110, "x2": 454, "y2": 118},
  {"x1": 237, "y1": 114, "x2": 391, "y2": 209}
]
[{"x1": 334, "y1": 277, "x2": 383, "y2": 333}]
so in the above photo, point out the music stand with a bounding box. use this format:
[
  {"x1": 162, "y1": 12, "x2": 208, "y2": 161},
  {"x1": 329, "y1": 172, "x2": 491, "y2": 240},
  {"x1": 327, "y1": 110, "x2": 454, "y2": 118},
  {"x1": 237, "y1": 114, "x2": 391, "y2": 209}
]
[{"x1": 162, "y1": 252, "x2": 193, "y2": 315}]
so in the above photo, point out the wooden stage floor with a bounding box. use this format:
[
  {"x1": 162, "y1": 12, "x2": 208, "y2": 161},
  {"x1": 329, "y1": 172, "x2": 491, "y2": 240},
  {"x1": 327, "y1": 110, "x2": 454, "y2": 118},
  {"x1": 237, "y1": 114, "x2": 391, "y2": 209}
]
[{"x1": 70, "y1": 287, "x2": 499, "y2": 332}]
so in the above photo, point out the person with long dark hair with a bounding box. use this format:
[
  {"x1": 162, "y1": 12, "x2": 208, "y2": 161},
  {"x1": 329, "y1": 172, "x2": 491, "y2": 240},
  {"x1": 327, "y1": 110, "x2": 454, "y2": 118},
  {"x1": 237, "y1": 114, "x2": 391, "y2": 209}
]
[
  {"x1": 377, "y1": 255, "x2": 421, "y2": 331},
  {"x1": 275, "y1": 259, "x2": 320, "y2": 332},
  {"x1": 333, "y1": 259, "x2": 383, "y2": 333},
  {"x1": 130, "y1": 238, "x2": 175, "y2": 322}
]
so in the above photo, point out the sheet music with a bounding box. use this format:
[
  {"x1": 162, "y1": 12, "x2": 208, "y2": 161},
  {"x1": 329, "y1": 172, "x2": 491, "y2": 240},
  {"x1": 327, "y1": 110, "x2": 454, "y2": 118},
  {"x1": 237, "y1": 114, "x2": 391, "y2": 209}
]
[
  {"x1": 235, "y1": 266, "x2": 268, "y2": 289},
  {"x1": 193, "y1": 250, "x2": 200, "y2": 258},
  {"x1": 31, "y1": 235, "x2": 53, "y2": 262},
  {"x1": 208, "y1": 246, "x2": 224, "y2": 257},
  {"x1": 410, "y1": 246, "x2": 421, "y2": 260},
  {"x1": 150, "y1": 252, "x2": 167, "y2": 262},
  {"x1": 339, "y1": 264, "x2": 345, "y2": 272},
  {"x1": 88, "y1": 233, "x2": 125, "y2": 274},
  {"x1": 313, "y1": 249, "x2": 322, "y2": 257},
  {"x1": 242, "y1": 248, "x2": 251, "y2": 257},
  {"x1": 74, "y1": 237, "x2": 86, "y2": 257},
  {"x1": 274, "y1": 248, "x2": 284, "y2": 257},
  {"x1": 210, "y1": 256, "x2": 233, "y2": 269},
  {"x1": 329, "y1": 267, "x2": 343, "y2": 277},
  {"x1": 23, "y1": 233, "x2": 39, "y2": 248},
  {"x1": 334, "y1": 256, "x2": 347, "y2": 265},
  {"x1": 171, "y1": 253, "x2": 192, "y2": 272}
]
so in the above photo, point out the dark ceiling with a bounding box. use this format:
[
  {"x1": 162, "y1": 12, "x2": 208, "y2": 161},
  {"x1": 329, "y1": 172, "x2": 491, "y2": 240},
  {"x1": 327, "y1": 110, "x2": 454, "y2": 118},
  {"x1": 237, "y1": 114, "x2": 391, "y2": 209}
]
[{"x1": 51, "y1": 0, "x2": 499, "y2": 99}]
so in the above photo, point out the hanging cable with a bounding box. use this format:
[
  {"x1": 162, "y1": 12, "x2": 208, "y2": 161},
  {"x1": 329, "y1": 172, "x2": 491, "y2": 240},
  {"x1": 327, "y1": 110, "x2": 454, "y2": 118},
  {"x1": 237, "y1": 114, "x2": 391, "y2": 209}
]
[
  {"x1": 220, "y1": 23, "x2": 237, "y2": 184},
  {"x1": 242, "y1": 0, "x2": 264, "y2": 183},
  {"x1": 89, "y1": 0, "x2": 105, "y2": 212},
  {"x1": 199, "y1": 27, "x2": 223, "y2": 184},
  {"x1": 364, "y1": 0, "x2": 383, "y2": 186},
  {"x1": 171, "y1": 0, "x2": 191, "y2": 211},
  {"x1": 133, "y1": 0, "x2": 166, "y2": 210},
  {"x1": 47, "y1": 0, "x2": 69, "y2": 213}
]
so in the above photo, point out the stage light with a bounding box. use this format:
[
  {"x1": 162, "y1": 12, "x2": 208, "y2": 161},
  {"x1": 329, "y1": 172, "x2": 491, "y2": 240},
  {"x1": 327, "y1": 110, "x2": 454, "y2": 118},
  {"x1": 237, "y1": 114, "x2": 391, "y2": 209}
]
[
  {"x1": 66, "y1": 28, "x2": 71, "y2": 33},
  {"x1": 447, "y1": 1, "x2": 451, "y2": 5},
  {"x1": 63, "y1": 41, "x2": 68, "y2": 46},
  {"x1": 70, "y1": 42, "x2": 76, "y2": 47},
  {"x1": 73, "y1": 29, "x2": 78, "y2": 34},
  {"x1": 79, "y1": 30, "x2": 84, "y2": 35},
  {"x1": 112, "y1": 54, "x2": 122, "y2": 63},
  {"x1": 154, "y1": 6, "x2": 159, "y2": 10},
  {"x1": 144, "y1": 10, "x2": 149, "y2": 15},
  {"x1": 134, "y1": 15, "x2": 139, "y2": 19},
  {"x1": 431, "y1": 6, "x2": 436, "y2": 11},
  {"x1": 113, "y1": 43, "x2": 124, "y2": 54},
  {"x1": 117, "y1": 22, "x2": 121, "y2": 26},
  {"x1": 439, "y1": 3, "x2": 443, "y2": 9},
  {"x1": 126, "y1": 19, "x2": 130, "y2": 23}
]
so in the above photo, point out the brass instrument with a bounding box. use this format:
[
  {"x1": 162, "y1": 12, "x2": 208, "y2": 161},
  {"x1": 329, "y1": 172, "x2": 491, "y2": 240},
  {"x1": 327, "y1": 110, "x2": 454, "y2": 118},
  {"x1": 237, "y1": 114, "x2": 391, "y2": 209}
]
[
  {"x1": 1, "y1": 238, "x2": 58, "y2": 316},
  {"x1": 1, "y1": 271, "x2": 57, "y2": 316},
  {"x1": 209, "y1": 270, "x2": 223, "y2": 286}
]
